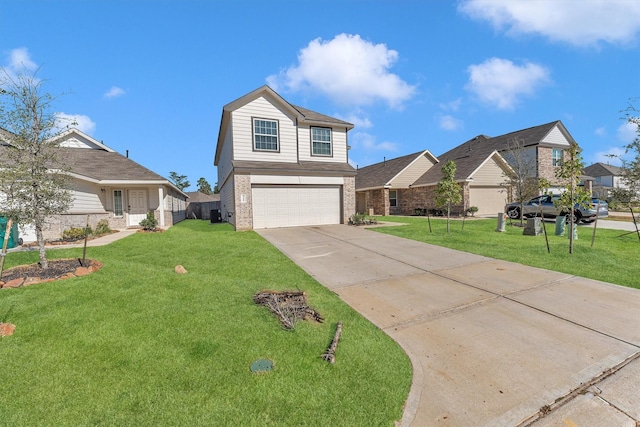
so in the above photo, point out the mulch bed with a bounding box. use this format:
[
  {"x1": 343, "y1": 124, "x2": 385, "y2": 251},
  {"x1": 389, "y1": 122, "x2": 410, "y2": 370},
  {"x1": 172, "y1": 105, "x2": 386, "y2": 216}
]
[{"x1": 0, "y1": 258, "x2": 103, "y2": 289}]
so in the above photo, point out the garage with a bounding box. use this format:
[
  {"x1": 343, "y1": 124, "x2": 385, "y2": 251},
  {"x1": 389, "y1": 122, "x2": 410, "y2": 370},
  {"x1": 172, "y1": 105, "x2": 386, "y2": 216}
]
[
  {"x1": 469, "y1": 186, "x2": 509, "y2": 216},
  {"x1": 252, "y1": 185, "x2": 341, "y2": 229}
]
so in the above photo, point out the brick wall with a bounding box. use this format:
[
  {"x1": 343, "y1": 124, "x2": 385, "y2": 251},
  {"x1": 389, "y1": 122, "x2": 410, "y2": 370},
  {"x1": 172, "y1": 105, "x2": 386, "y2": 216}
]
[
  {"x1": 537, "y1": 146, "x2": 562, "y2": 186},
  {"x1": 233, "y1": 173, "x2": 253, "y2": 231},
  {"x1": 343, "y1": 176, "x2": 356, "y2": 224}
]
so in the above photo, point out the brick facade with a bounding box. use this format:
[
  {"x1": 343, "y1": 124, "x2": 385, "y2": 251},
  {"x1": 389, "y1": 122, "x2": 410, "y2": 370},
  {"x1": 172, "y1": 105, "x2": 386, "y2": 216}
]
[
  {"x1": 233, "y1": 173, "x2": 253, "y2": 231},
  {"x1": 342, "y1": 176, "x2": 356, "y2": 224},
  {"x1": 537, "y1": 146, "x2": 563, "y2": 187}
]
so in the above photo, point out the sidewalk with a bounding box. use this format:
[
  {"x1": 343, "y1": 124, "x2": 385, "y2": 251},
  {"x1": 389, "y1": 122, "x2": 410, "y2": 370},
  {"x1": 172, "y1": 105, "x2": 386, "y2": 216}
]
[{"x1": 12, "y1": 229, "x2": 138, "y2": 252}]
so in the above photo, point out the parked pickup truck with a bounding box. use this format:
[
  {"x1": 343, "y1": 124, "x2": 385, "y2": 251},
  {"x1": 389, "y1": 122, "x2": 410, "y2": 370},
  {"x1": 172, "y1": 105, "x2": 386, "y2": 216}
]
[{"x1": 505, "y1": 195, "x2": 609, "y2": 223}]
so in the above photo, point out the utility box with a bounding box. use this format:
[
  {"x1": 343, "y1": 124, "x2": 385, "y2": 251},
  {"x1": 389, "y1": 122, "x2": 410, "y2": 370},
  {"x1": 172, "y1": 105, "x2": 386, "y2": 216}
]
[
  {"x1": 555, "y1": 216, "x2": 565, "y2": 236},
  {"x1": 0, "y1": 217, "x2": 19, "y2": 248},
  {"x1": 210, "y1": 209, "x2": 222, "y2": 224},
  {"x1": 523, "y1": 217, "x2": 543, "y2": 236}
]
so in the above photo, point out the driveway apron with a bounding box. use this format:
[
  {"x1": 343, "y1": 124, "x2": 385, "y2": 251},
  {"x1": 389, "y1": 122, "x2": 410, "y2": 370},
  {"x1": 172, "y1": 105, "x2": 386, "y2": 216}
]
[{"x1": 257, "y1": 225, "x2": 640, "y2": 427}]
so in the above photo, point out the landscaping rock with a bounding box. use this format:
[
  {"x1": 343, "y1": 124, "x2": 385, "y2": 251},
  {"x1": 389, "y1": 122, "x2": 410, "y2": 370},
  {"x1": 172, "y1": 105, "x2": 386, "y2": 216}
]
[
  {"x1": 3, "y1": 278, "x2": 24, "y2": 288},
  {"x1": 175, "y1": 265, "x2": 187, "y2": 274},
  {"x1": 0, "y1": 323, "x2": 15, "y2": 337},
  {"x1": 22, "y1": 277, "x2": 40, "y2": 287},
  {"x1": 74, "y1": 266, "x2": 92, "y2": 277}
]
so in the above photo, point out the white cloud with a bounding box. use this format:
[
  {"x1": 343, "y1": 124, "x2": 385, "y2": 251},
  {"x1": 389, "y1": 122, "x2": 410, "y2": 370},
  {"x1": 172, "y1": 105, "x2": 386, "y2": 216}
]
[
  {"x1": 104, "y1": 86, "x2": 125, "y2": 99},
  {"x1": 439, "y1": 98, "x2": 462, "y2": 112},
  {"x1": 592, "y1": 147, "x2": 626, "y2": 166},
  {"x1": 440, "y1": 115, "x2": 463, "y2": 131},
  {"x1": 466, "y1": 57, "x2": 551, "y2": 110},
  {"x1": 617, "y1": 121, "x2": 637, "y2": 143},
  {"x1": 55, "y1": 112, "x2": 96, "y2": 135},
  {"x1": 459, "y1": 0, "x2": 640, "y2": 47},
  {"x1": 8, "y1": 47, "x2": 37, "y2": 72},
  {"x1": 267, "y1": 34, "x2": 416, "y2": 108},
  {"x1": 336, "y1": 109, "x2": 373, "y2": 129},
  {"x1": 594, "y1": 126, "x2": 607, "y2": 137},
  {"x1": 351, "y1": 131, "x2": 398, "y2": 152}
]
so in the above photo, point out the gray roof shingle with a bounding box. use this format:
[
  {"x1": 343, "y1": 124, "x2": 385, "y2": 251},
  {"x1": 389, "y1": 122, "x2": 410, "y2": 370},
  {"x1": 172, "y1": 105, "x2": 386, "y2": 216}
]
[
  {"x1": 584, "y1": 162, "x2": 623, "y2": 177},
  {"x1": 355, "y1": 151, "x2": 430, "y2": 190}
]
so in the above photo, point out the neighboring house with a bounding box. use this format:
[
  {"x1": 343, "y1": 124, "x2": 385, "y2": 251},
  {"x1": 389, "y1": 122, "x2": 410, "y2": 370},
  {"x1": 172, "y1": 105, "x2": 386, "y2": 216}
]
[
  {"x1": 355, "y1": 150, "x2": 439, "y2": 215},
  {"x1": 0, "y1": 128, "x2": 188, "y2": 242},
  {"x1": 584, "y1": 162, "x2": 626, "y2": 199},
  {"x1": 356, "y1": 120, "x2": 580, "y2": 217},
  {"x1": 214, "y1": 85, "x2": 356, "y2": 230},
  {"x1": 186, "y1": 191, "x2": 220, "y2": 220}
]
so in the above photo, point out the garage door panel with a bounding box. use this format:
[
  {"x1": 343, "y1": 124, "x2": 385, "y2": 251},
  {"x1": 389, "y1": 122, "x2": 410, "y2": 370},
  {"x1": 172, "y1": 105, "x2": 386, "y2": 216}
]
[
  {"x1": 469, "y1": 187, "x2": 508, "y2": 216},
  {"x1": 252, "y1": 186, "x2": 341, "y2": 229}
]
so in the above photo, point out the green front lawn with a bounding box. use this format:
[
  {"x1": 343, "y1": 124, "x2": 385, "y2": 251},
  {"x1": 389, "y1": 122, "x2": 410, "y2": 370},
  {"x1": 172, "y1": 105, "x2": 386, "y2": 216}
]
[
  {"x1": 373, "y1": 216, "x2": 640, "y2": 289},
  {"x1": 0, "y1": 221, "x2": 411, "y2": 426}
]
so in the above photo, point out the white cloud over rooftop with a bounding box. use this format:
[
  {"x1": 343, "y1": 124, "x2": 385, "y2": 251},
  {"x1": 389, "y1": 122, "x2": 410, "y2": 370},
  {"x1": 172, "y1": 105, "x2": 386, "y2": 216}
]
[
  {"x1": 465, "y1": 57, "x2": 551, "y2": 110},
  {"x1": 267, "y1": 34, "x2": 416, "y2": 109}
]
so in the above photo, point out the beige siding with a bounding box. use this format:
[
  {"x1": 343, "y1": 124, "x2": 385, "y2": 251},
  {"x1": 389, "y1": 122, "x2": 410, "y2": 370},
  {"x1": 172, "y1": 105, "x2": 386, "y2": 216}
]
[
  {"x1": 389, "y1": 154, "x2": 437, "y2": 188},
  {"x1": 220, "y1": 175, "x2": 235, "y2": 225},
  {"x1": 297, "y1": 125, "x2": 348, "y2": 163},
  {"x1": 217, "y1": 125, "x2": 234, "y2": 186},
  {"x1": 471, "y1": 157, "x2": 508, "y2": 186},
  {"x1": 541, "y1": 125, "x2": 571, "y2": 147},
  {"x1": 69, "y1": 179, "x2": 106, "y2": 213},
  {"x1": 232, "y1": 96, "x2": 298, "y2": 163}
]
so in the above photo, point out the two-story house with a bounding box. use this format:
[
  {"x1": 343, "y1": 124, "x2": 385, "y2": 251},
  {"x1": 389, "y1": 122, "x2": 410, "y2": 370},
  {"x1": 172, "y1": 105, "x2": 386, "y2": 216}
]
[
  {"x1": 583, "y1": 162, "x2": 626, "y2": 199},
  {"x1": 214, "y1": 86, "x2": 356, "y2": 230},
  {"x1": 356, "y1": 120, "x2": 579, "y2": 217}
]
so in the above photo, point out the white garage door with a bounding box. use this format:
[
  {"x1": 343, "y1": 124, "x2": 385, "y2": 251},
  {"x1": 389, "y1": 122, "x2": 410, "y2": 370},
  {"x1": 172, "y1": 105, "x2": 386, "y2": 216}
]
[
  {"x1": 252, "y1": 186, "x2": 341, "y2": 229},
  {"x1": 469, "y1": 187, "x2": 508, "y2": 216}
]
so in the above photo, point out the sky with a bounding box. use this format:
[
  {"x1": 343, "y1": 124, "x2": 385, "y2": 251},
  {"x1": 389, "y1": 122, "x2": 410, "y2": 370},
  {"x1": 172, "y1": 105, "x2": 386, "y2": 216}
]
[{"x1": 1, "y1": 0, "x2": 639, "y2": 191}]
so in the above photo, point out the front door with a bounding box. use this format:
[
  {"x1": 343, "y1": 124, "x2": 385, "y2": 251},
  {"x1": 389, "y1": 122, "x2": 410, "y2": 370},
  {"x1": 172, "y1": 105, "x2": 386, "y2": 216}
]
[{"x1": 127, "y1": 190, "x2": 148, "y2": 226}]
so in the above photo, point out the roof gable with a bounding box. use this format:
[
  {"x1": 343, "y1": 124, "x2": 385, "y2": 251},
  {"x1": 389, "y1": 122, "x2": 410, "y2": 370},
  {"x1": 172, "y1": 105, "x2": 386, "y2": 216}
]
[
  {"x1": 355, "y1": 150, "x2": 438, "y2": 190},
  {"x1": 584, "y1": 162, "x2": 623, "y2": 177},
  {"x1": 214, "y1": 85, "x2": 353, "y2": 164}
]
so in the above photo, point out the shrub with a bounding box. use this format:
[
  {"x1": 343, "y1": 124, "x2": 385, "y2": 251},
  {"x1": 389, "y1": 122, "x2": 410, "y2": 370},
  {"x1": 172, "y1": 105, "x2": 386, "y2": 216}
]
[
  {"x1": 62, "y1": 226, "x2": 91, "y2": 241},
  {"x1": 94, "y1": 219, "x2": 111, "y2": 236},
  {"x1": 139, "y1": 211, "x2": 158, "y2": 231},
  {"x1": 466, "y1": 206, "x2": 479, "y2": 217}
]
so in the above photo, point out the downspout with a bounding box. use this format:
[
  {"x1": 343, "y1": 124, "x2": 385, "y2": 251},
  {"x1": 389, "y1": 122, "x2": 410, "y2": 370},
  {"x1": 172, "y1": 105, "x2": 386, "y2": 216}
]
[
  {"x1": 158, "y1": 186, "x2": 165, "y2": 227},
  {"x1": 295, "y1": 117, "x2": 300, "y2": 163}
]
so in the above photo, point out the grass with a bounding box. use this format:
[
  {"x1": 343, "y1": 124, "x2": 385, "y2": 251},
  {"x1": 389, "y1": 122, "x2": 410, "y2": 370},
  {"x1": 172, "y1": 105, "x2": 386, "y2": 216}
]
[
  {"x1": 372, "y1": 216, "x2": 640, "y2": 289},
  {"x1": 0, "y1": 221, "x2": 411, "y2": 426}
]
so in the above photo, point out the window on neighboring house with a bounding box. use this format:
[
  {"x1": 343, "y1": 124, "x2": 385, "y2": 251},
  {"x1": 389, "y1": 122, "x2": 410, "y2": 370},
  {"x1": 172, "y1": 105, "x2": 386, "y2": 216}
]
[
  {"x1": 113, "y1": 190, "x2": 123, "y2": 217},
  {"x1": 552, "y1": 149, "x2": 563, "y2": 166},
  {"x1": 311, "y1": 127, "x2": 332, "y2": 156},
  {"x1": 253, "y1": 118, "x2": 279, "y2": 151},
  {"x1": 389, "y1": 190, "x2": 397, "y2": 207}
]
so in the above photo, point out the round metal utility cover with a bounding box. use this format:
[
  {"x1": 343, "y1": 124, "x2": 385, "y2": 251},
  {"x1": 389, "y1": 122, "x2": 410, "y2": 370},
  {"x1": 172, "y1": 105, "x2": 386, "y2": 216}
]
[{"x1": 250, "y1": 358, "x2": 274, "y2": 373}]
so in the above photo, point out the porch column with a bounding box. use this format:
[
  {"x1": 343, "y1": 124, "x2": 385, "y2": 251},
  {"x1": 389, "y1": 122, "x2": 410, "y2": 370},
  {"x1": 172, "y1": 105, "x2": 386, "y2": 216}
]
[{"x1": 158, "y1": 186, "x2": 165, "y2": 227}]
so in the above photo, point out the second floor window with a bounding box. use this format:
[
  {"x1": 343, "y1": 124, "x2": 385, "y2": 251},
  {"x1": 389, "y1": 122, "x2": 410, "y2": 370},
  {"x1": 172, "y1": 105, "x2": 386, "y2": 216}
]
[
  {"x1": 552, "y1": 149, "x2": 563, "y2": 166},
  {"x1": 253, "y1": 119, "x2": 279, "y2": 151},
  {"x1": 311, "y1": 127, "x2": 332, "y2": 156}
]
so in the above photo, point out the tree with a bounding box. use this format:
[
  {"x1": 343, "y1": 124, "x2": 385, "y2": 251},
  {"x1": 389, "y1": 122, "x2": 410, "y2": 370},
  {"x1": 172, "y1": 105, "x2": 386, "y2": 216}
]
[
  {"x1": 213, "y1": 181, "x2": 219, "y2": 194},
  {"x1": 0, "y1": 68, "x2": 73, "y2": 269},
  {"x1": 435, "y1": 160, "x2": 462, "y2": 233},
  {"x1": 618, "y1": 100, "x2": 640, "y2": 202},
  {"x1": 554, "y1": 143, "x2": 590, "y2": 254},
  {"x1": 503, "y1": 137, "x2": 543, "y2": 225},
  {"x1": 169, "y1": 171, "x2": 190, "y2": 191},
  {"x1": 197, "y1": 177, "x2": 212, "y2": 195}
]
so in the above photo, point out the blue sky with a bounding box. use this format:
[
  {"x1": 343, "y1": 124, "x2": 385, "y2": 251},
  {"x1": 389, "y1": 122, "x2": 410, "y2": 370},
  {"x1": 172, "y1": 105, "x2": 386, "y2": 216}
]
[{"x1": 1, "y1": 0, "x2": 639, "y2": 191}]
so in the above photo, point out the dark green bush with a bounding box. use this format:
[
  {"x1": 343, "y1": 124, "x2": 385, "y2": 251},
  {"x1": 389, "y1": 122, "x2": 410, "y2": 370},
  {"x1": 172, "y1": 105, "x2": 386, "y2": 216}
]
[{"x1": 139, "y1": 211, "x2": 158, "y2": 231}]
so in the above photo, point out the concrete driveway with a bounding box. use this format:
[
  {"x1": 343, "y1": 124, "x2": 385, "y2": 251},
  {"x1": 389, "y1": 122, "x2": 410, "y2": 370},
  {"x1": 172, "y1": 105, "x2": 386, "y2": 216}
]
[{"x1": 257, "y1": 225, "x2": 640, "y2": 426}]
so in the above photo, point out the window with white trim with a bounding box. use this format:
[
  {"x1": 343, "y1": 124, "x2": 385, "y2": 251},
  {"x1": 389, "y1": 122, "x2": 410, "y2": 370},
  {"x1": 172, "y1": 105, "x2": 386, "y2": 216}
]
[
  {"x1": 253, "y1": 119, "x2": 279, "y2": 151},
  {"x1": 311, "y1": 127, "x2": 332, "y2": 156},
  {"x1": 389, "y1": 190, "x2": 398, "y2": 207},
  {"x1": 113, "y1": 190, "x2": 123, "y2": 217},
  {"x1": 552, "y1": 149, "x2": 563, "y2": 166}
]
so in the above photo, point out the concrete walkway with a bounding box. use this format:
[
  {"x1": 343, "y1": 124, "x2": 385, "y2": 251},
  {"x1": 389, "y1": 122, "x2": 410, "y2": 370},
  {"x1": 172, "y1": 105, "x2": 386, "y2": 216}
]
[
  {"x1": 11, "y1": 229, "x2": 138, "y2": 252},
  {"x1": 257, "y1": 225, "x2": 640, "y2": 426}
]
